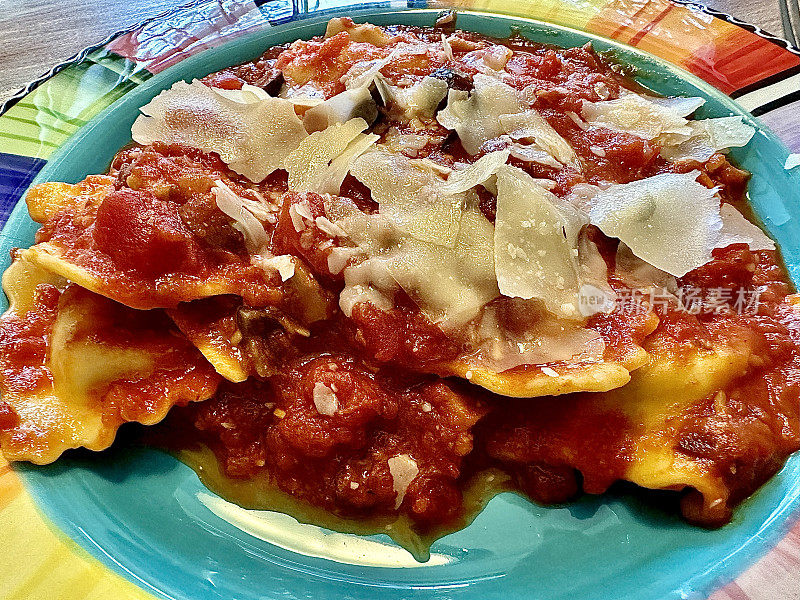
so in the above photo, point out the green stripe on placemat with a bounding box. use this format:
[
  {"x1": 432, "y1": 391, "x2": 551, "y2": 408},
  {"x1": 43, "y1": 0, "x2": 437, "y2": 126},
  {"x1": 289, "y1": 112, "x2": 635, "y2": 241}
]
[{"x1": 0, "y1": 50, "x2": 150, "y2": 159}]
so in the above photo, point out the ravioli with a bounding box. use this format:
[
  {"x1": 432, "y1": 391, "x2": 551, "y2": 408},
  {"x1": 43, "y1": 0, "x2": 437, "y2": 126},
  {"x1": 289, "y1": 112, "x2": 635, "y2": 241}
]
[
  {"x1": 3, "y1": 16, "x2": 798, "y2": 546},
  {"x1": 484, "y1": 293, "x2": 800, "y2": 525},
  {"x1": 167, "y1": 296, "x2": 249, "y2": 383},
  {"x1": 23, "y1": 164, "x2": 285, "y2": 310},
  {"x1": 0, "y1": 256, "x2": 220, "y2": 464}
]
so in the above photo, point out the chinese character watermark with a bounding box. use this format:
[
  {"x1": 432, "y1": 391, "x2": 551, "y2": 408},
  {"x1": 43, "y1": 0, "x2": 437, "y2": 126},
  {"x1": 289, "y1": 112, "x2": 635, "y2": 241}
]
[{"x1": 576, "y1": 285, "x2": 762, "y2": 316}]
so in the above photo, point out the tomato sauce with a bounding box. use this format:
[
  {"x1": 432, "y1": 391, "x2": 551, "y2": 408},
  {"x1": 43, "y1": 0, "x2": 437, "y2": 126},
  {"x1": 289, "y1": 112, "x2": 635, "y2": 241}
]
[
  {"x1": 10, "y1": 19, "x2": 800, "y2": 544},
  {"x1": 0, "y1": 282, "x2": 60, "y2": 397},
  {"x1": 136, "y1": 23, "x2": 800, "y2": 535}
]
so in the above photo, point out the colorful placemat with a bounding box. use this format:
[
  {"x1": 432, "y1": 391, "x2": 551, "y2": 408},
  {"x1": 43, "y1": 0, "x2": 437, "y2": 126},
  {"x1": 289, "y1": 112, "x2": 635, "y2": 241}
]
[{"x1": 1, "y1": 1, "x2": 798, "y2": 598}]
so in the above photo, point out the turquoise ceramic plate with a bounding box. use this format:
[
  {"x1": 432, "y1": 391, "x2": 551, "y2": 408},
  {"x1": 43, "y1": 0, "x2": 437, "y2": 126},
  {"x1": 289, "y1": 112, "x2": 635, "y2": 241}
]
[{"x1": 5, "y1": 8, "x2": 800, "y2": 600}]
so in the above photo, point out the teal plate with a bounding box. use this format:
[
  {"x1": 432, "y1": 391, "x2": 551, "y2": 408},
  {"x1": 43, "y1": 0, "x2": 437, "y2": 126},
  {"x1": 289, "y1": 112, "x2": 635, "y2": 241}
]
[{"x1": 6, "y1": 8, "x2": 800, "y2": 600}]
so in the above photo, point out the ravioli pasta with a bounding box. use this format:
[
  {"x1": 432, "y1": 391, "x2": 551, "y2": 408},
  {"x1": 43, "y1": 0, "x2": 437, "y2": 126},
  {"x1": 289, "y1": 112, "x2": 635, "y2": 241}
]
[
  {"x1": 1, "y1": 16, "x2": 798, "y2": 553},
  {"x1": 0, "y1": 256, "x2": 219, "y2": 463}
]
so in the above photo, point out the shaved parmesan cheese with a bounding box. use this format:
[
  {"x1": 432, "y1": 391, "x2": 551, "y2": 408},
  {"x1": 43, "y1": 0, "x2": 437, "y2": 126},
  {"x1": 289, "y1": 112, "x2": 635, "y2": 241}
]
[
  {"x1": 302, "y1": 87, "x2": 378, "y2": 133},
  {"x1": 461, "y1": 45, "x2": 514, "y2": 75},
  {"x1": 468, "y1": 300, "x2": 605, "y2": 372},
  {"x1": 642, "y1": 93, "x2": 705, "y2": 117},
  {"x1": 287, "y1": 96, "x2": 324, "y2": 109},
  {"x1": 565, "y1": 183, "x2": 602, "y2": 213},
  {"x1": 437, "y1": 74, "x2": 521, "y2": 154},
  {"x1": 440, "y1": 150, "x2": 509, "y2": 195},
  {"x1": 660, "y1": 117, "x2": 755, "y2": 162},
  {"x1": 342, "y1": 52, "x2": 396, "y2": 89},
  {"x1": 494, "y1": 165, "x2": 585, "y2": 318},
  {"x1": 339, "y1": 279, "x2": 395, "y2": 317},
  {"x1": 576, "y1": 234, "x2": 617, "y2": 316},
  {"x1": 589, "y1": 171, "x2": 722, "y2": 277},
  {"x1": 387, "y1": 454, "x2": 419, "y2": 509},
  {"x1": 324, "y1": 18, "x2": 393, "y2": 46},
  {"x1": 507, "y1": 141, "x2": 562, "y2": 169},
  {"x1": 315, "y1": 216, "x2": 348, "y2": 238},
  {"x1": 350, "y1": 149, "x2": 464, "y2": 247},
  {"x1": 312, "y1": 382, "x2": 338, "y2": 416},
  {"x1": 786, "y1": 154, "x2": 800, "y2": 169},
  {"x1": 284, "y1": 118, "x2": 378, "y2": 195},
  {"x1": 342, "y1": 46, "x2": 430, "y2": 90},
  {"x1": 331, "y1": 199, "x2": 499, "y2": 328},
  {"x1": 388, "y1": 207, "x2": 498, "y2": 326},
  {"x1": 581, "y1": 94, "x2": 693, "y2": 140},
  {"x1": 614, "y1": 242, "x2": 677, "y2": 293},
  {"x1": 252, "y1": 254, "x2": 296, "y2": 281},
  {"x1": 327, "y1": 246, "x2": 358, "y2": 275},
  {"x1": 132, "y1": 80, "x2": 307, "y2": 183},
  {"x1": 718, "y1": 203, "x2": 775, "y2": 251},
  {"x1": 374, "y1": 75, "x2": 448, "y2": 119},
  {"x1": 441, "y1": 34, "x2": 454, "y2": 61},
  {"x1": 212, "y1": 180, "x2": 268, "y2": 252},
  {"x1": 499, "y1": 110, "x2": 578, "y2": 167},
  {"x1": 289, "y1": 202, "x2": 311, "y2": 232}
]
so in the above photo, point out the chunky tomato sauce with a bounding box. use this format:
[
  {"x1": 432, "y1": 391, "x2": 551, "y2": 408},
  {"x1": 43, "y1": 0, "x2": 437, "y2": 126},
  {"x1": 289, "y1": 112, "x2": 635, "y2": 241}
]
[
  {"x1": 143, "y1": 21, "x2": 800, "y2": 533},
  {"x1": 8, "y1": 18, "x2": 800, "y2": 544}
]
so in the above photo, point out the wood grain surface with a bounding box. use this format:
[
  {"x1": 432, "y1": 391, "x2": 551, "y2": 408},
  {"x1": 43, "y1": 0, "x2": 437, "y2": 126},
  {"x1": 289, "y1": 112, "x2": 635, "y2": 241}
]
[{"x1": 0, "y1": 0, "x2": 786, "y2": 103}]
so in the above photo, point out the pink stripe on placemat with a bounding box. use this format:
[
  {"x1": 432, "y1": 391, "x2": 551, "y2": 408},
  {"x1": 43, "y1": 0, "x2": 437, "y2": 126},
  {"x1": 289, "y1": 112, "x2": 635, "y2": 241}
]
[{"x1": 710, "y1": 518, "x2": 800, "y2": 600}]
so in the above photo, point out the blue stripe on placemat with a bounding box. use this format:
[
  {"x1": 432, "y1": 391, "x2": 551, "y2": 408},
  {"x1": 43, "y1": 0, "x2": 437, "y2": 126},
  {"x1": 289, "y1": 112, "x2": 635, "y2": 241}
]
[{"x1": 0, "y1": 152, "x2": 46, "y2": 228}]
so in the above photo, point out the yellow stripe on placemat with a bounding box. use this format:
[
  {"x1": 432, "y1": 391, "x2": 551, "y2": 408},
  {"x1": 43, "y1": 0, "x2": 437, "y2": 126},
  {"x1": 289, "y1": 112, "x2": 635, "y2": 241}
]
[
  {"x1": 433, "y1": 0, "x2": 608, "y2": 30},
  {"x1": 0, "y1": 457, "x2": 155, "y2": 600}
]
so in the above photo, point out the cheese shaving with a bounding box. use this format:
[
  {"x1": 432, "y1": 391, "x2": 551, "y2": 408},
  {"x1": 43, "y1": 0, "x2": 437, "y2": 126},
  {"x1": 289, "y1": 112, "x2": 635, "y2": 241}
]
[
  {"x1": 327, "y1": 246, "x2": 358, "y2": 275},
  {"x1": 642, "y1": 93, "x2": 705, "y2": 117},
  {"x1": 252, "y1": 254, "x2": 296, "y2": 281},
  {"x1": 331, "y1": 199, "x2": 499, "y2": 328},
  {"x1": 499, "y1": 110, "x2": 579, "y2": 167},
  {"x1": 387, "y1": 454, "x2": 419, "y2": 509},
  {"x1": 718, "y1": 204, "x2": 775, "y2": 251},
  {"x1": 374, "y1": 75, "x2": 449, "y2": 120},
  {"x1": 660, "y1": 117, "x2": 756, "y2": 162},
  {"x1": 212, "y1": 180, "x2": 268, "y2": 252},
  {"x1": 614, "y1": 242, "x2": 678, "y2": 294},
  {"x1": 467, "y1": 299, "x2": 605, "y2": 372},
  {"x1": 581, "y1": 94, "x2": 693, "y2": 140},
  {"x1": 494, "y1": 165, "x2": 585, "y2": 318},
  {"x1": 341, "y1": 46, "x2": 428, "y2": 90},
  {"x1": 507, "y1": 141, "x2": 563, "y2": 169},
  {"x1": 302, "y1": 87, "x2": 378, "y2": 133},
  {"x1": 132, "y1": 80, "x2": 308, "y2": 183},
  {"x1": 589, "y1": 171, "x2": 722, "y2": 277},
  {"x1": 312, "y1": 382, "x2": 338, "y2": 416},
  {"x1": 437, "y1": 74, "x2": 522, "y2": 154},
  {"x1": 284, "y1": 118, "x2": 378, "y2": 195},
  {"x1": 440, "y1": 150, "x2": 510, "y2": 195},
  {"x1": 349, "y1": 149, "x2": 465, "y2": 247}
]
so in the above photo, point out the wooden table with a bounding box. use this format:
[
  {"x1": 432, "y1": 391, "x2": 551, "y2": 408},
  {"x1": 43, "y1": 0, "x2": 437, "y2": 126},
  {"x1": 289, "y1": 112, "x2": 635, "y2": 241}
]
[{"x1": 0, "y1": 0, "x2": 787, "y2": 102}]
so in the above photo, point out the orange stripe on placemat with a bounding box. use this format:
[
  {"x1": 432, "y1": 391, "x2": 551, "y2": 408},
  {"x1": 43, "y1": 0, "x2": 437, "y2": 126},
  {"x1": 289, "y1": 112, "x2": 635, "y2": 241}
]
[
  {"x1": 683, "y1": 29, "x2": 800, "y2": 94},
  {"x1": 628, "y1": 3, "x2": 673, "y2": 47},
  {"x1": 0, "y1": 455, "x2": 22, "y2": 511},
  {"x1": 0, "y1": 469, "x2": 22, "y2": 511}
]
